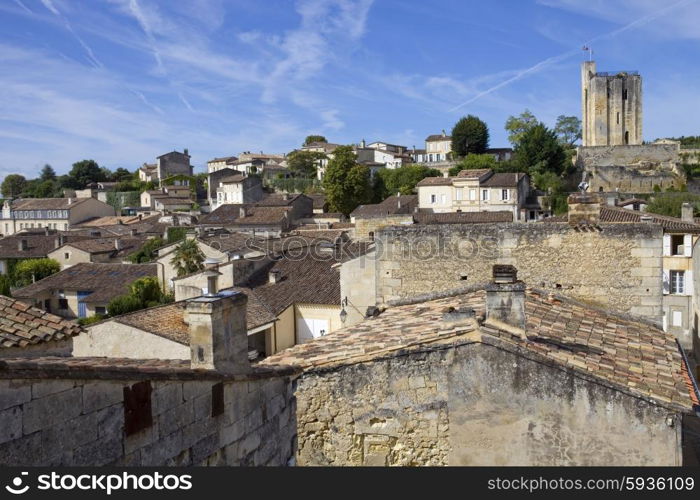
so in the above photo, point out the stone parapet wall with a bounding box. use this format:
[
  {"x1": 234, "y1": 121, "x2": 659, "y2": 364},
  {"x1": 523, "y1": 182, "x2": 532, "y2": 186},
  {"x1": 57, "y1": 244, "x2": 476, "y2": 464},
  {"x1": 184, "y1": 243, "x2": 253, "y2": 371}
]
[
  {"x1": 0, "y1": 373, "x2": 296, "y2": 466},
  {"x1": 375, "y1": 223, "x2": 663, "y2": 321},
  {"x1": 354, "y1": 215, "x2": 413, "y2": 240}
]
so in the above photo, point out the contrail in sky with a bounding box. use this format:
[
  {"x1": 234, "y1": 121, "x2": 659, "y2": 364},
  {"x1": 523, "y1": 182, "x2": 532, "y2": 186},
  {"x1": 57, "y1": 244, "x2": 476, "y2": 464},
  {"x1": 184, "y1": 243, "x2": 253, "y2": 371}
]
[{"x1": 448, "y1": 0, "x2": 697, "y2": 112}]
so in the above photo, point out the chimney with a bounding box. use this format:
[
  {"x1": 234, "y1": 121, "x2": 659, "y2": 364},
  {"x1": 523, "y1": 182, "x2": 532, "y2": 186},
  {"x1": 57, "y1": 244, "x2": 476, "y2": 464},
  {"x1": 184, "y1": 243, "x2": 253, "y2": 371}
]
[
  {"x1": 484, "y1": 265, "x2": 526, "y2": 334},
  {"x1": 54, "y1": 234, "x2": 65, "y2": 249},
  {"x1": 239, "y1": 207, "x2": 247, "y2": 218},
  {"x1": 18, "y1": 239, "x2": 28, "y2": 251},
  {"x1": 268, "y1": 270, "x2": 281, "y2": 284},
  {"x1": 185, "y1": 291, "x2": 250, "y2": 374},
  {"x1": 361, "y1": 139, "x2": 366, "y2": 148},
  {"x1": 681, "y1": 202, "x2": 694, "y2": 224},
  {"x1": 567, "y1": 193, "x2": 601, "y2": 225},
  {"x1": 130, "y1": 228, "x2": 137, "y2": 237},
  {"x1": 441, "y1": 129, "x2": 446, "y2": 137},
  {"x1": 184, "y1": 148, "x2": 189, "y2": 156},
  {"x1": 67, "y1": 198, "x2": 72, "y2": 205},
  {"x1": 44, "y1": 227, "x2": 50, "y2": 236},
  {"x1": 114, "y1": 239, "x2": 121, "y2": 250}
]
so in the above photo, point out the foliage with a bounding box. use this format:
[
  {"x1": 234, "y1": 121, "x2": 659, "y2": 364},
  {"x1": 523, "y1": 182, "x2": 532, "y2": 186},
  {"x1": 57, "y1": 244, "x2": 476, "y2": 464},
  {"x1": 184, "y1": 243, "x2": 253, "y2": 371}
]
[
  {"x1": 322, "y1": 146, "x2": 372, "y2": 215},
  {"x1": 451, "y1": 115, "x2": 489, "y2": 157},
  {"x1": 40, "y1": 165, "x2": 56, "y2": 182},
  {"x1": 166, "y1": 227, "x2": 188, "y2": 244},
  {"x1": 106, "y1": 294, "x2": 144, "y2": 316},
  {"x1": 286, "y1": 150, "x2": 326, "y2": 178},
  {"x1": 128, "y1": 236, "x2": 165, "y2": 263},
  {"x1": 106, "y1": 191, "x2": 140, "y2": 213},
  {"x1": 170, "y1": 238, "x2": 205, "y2": 277},
  {"x1": 1, "y1": 174, "x2": 27, "y2": 198},
  {"x1": 448, "y1": 154, "x2": 498, "y2": 176},
  {"x1": 514, "y1": 124, "x2": 567, "y2": 176},
  {"x1": 658, "y1": 135, "x2": 700, "y2": 148},
  {"x1": 505, "y1": 109, "x2": 539, "y2": 147},
  {"x1": 77, "y1": 314, "x2": 107, "y2": 326},
  {"x1": 111, "y1": 168, "x2": 134, "y2": 182},
  {"x1": 13, "y1": 258, "x2": 60, "y2": 287},
  {"x1": 554, "y1": 115, "x2": 582, "y2": 147},
  {"x1": 68, "y1": 159, "x2": 105, "y2": 189},
  {"x1": 0, "y1": 274, "x2": 12, "y2": 297},
  {"x1": 106, "y1": 276, "x2": 171, "y2": 317},
  {"x1": 646, "y1": 193, "x2": 700, "y2": 218},
  {"x1": 374, "y1": 164, "x2": 442, "y2": 200},
  {"x1": 264, "y1": 177, "x2": 321, "y2": 194},
  {"x1": 304, "y1": 135, "x2": 327, "y2": 146}
]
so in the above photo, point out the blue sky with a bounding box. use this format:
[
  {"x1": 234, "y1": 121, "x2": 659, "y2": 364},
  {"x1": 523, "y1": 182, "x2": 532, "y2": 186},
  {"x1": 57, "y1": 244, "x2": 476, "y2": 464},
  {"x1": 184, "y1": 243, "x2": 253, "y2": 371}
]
[{"x1": 1, "y1": 0, "x2": 699, "y2": 178}]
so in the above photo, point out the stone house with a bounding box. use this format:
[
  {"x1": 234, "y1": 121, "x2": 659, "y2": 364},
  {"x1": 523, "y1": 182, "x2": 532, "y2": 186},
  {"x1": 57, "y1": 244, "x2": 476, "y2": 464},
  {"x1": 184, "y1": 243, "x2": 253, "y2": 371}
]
[
  {"x1": 140, "y1": 186, "x2": 191, "y2": 211},
  {"x1": 47, "y1": 235, "x2": 150, "y2": 269},
  {"x1": 0, "y1": 229, "x2": 89, "y2": 275},
  {"x1": 213, "y1": 174, "x2": 263, "y2": 209},
  {"x1": 350, "y1": 194, "x2": 418, "y2": 224},
  {"x1": 416, "y1": 169, "x2": 530, "y2": 221},
  {"x1": 300, "y1": 141, "x2": 340, "y2": 180},
  {"x1": 207, "y1": 156, "x2": 238, "y2": 173},
  {"x1": 0, "y1": 291, "x2": 297, "y2": 466},
  {"x1": 0, "y1": 197, "x2": 115, "y2": 236},
  {"x1": 12, "y1": 263, "x2": 157, "y2": 319},
  {"x1": 0, "y1": 295, "x2": 83, "y2": 358},
  {"x1": 412, "y1": 130, "x2": 452, "y2": 163},
  {"x1": 262, "y1": 265, "x2": 700, "y2": 466},
  {"x1": 139, "y1": 149, "x2": 193, "y2": 184}
]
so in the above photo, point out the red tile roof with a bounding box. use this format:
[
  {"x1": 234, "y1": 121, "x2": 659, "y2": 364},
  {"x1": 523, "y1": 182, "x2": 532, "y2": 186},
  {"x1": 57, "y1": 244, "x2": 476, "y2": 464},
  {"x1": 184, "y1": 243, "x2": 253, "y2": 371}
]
[{"x1": 0, "y1": 295, "x2": 82, "y2": 349}]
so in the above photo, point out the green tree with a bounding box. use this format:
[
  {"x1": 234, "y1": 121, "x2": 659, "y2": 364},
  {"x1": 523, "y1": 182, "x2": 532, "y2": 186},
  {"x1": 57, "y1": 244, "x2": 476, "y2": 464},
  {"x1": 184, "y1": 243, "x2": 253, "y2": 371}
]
[
  {"x1": 646, "y1": 193, "x2": 700, "y2": 218},
  {"x1": 40, "y1": 164, "x2": 56, "y2": 182},
  {"x1": 106, "y1": 294, "x2": 143, "y2": 316},
  {"x1": 13, "y1": 258, "x2": 60, "y2": 287},
  {"x1": 1, "y1": 174, "x2": 27, "y2": 198},
  {"x1": 303, "y1": 135, "x2": 327, "y2": 146},
  {"x1": 68, "y1": 159, "x2": 105, "y2": 189},
  {"x1": 448, "y1": 154, "x2": 498, "y2": 176},
  {"x1": 322, "y1": 146, "x2": 372, "y2": 215},
  {"x1": 33, "y1": 180, "x2": 57, "y2": 198},
  {"x1": 166, "y1": 227, "x2": 188, "y2": 244},
  {"x1": 505, "y1": 109, "x2": 539, "y2": 147},
  {"x1": 128, "y1": 236, "x2": 165, "y2": 263},
  {"x1": 129, "y1": 276, "x2": 164, "y2": 307},
  {"x1": 0, "y1": 274, "x2": 12, "y2": 297},
  {"x1": 111, "y1": 167, "x2": 134, "y2": 182},
  {"x1": 554, "y1": 115, "x2": 582, "y2": 147},
  {"x1": 515, "y1": 124, "x2": 567, "y2": 176},
  {"x1": 374, "y1": 164, "x2": 441, "y2": 199},
  {"x1": 451, "y1": 115, "x2": 489, "y2": 157},
  {"x1": 170, "y1": 238, "x2": 205, "y2": 277},
  {"x1": 286, "y1": 150, "x2": 326, "y2": 178}
]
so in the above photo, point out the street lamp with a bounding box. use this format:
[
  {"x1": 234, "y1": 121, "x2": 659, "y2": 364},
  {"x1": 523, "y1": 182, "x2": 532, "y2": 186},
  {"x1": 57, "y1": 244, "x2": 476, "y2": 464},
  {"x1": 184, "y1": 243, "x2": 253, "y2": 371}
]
[{"x1": 339, "y1": 297, "x2": 348, "y2": 324}]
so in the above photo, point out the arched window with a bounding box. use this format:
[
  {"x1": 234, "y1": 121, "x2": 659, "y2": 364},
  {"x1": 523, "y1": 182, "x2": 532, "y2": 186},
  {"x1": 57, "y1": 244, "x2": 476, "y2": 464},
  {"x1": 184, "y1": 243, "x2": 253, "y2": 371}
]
[{"x1": 624, "y1": 131, "x2": 629, "y2": 144}]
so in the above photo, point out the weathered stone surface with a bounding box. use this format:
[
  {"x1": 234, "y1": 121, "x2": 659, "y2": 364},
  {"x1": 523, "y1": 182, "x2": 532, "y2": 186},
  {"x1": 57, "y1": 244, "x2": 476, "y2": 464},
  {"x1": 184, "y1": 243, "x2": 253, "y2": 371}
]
[
  {"x1": 23, "y1": 387, "x2": 82, "y2": 435},
  {"x1": 0, "y1": 380, "x2": 31, "y2": 411},
  {"x1": 0, "y1": 406, "x2": 22, "y2": 445}
]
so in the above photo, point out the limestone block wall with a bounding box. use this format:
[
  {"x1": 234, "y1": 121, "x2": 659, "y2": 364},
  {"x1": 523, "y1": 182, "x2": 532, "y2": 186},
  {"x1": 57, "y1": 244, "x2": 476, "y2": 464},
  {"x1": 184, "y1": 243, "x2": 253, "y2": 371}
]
[
  {"x1": 577, "y1": 144, "x2": 679, "y2": 167},
  {"x1": 0, "y1": 372, "x2": 296, "y2": 466},
  {"x1": 295, "y1": 342, "x2": 684, "y2": 466},
  {"x1": 375, "y1": 223, "x2": 663, "y2": 321},
  {"x1": 354, "y1": 215, "x2": 413, "y2": 240}
]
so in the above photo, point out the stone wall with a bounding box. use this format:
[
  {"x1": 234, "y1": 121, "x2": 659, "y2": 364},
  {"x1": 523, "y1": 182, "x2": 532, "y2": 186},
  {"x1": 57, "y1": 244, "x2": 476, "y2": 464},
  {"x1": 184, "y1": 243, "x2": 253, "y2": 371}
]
[
  {"x1": 295, "y1": 341, "x2": 684, "y2": 466},
  {"x1": 354, "y1": 215, "x2": 413, "y2": 240},
  {"x1": 374, "y1": 223, "x2": 663, "y2": 321},
  {"x1": 0, "y1": 372, "x2": 296, "y2": 466}
]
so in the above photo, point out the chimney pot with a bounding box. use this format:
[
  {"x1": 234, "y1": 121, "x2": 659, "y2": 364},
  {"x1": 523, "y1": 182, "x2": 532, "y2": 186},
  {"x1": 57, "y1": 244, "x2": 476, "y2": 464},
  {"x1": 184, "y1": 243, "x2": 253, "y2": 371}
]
[{"x1": 484, "y1": 265, "x2": 526, "y2": 332}]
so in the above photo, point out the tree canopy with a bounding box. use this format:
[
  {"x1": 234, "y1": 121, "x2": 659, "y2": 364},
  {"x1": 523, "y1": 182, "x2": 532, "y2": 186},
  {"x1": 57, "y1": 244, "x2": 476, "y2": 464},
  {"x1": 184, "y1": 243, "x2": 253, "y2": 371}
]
[
  {"x1": 505, "y1": 109, "x2": 539, "y2": 147},
  {"x1": 451, "y1": 115, "x2": 489, "y2": 157},
  {"x1": 322, "y1": 145, "x2": 372, "y2": 215},
  {"x1": 448, "y1": 154, "x2": 498, "y2": 176},
  {"x1": 304, "y1": 135, "x2": 327, "y2": 146},
  {"x1": 13, "y1": 258, "x2": 60, "y2": 287},
  {"x1": 514, "y1": 123, "x2": 567, "y2": 177},
  {"x1": 373, "y1": 164, "x2": 441, "y2": 200},
  {"x1": 68, "y1": 159, "x2": 105, "y2": 189},
  {"x1": 646, "y1": 193, "x2": 700, "y2": 218},
  {"x1": 40, "y1": 165, "x2": 56, "y2": 182},
  {"x1": 107, "y1": 276, "x2": 171, "y2": 317},
  {"x1": 170, "y1": 238, "x2": 205, "y2": 277},
  {"x1": 554, "y1": 115, "x2": 582, "y2": 147},
  {"x1": 1, "y1": 174, "x2": 27, "y2": 198},
  {"x1": 286, "y1": 150, "x2": 326, "y2": 178}
]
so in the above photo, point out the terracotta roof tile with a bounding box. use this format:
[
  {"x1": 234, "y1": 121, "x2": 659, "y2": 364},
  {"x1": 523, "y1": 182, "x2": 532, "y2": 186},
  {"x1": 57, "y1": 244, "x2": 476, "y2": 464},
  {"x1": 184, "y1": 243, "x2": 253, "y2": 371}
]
[{"x1": 0, "y1": 295, "x2": 83, "y2": 348}]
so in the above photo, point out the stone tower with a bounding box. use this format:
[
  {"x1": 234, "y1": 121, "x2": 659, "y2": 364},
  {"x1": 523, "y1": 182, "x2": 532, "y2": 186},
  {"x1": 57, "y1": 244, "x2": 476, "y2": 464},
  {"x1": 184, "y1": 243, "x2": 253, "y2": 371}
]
[{"x1": 581, "y1": 61, "x2": 642, "y2": 146}]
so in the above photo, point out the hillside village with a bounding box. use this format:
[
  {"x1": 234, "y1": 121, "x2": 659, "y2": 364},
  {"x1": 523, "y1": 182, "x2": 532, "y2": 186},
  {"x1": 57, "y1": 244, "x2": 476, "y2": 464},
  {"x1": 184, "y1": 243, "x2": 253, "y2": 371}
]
[{"x1": 0, "y1": 60, "x2": 699, "y2": 467}]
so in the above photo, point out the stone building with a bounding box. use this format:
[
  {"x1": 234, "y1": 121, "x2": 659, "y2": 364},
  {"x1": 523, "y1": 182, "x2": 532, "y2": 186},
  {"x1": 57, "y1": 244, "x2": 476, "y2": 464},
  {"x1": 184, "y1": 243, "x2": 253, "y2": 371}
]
[
  {"x1": 0, "y1": 198, "x2": 115, "y2": 236},
  {"x1": 0, "y1": 291, "x2": 297, "y2": 466},
  {"x1": 0, "y1": 229, "x2": 89, "y2": 275},
  {"x1": 263, "y1": 265, "x2": 700, "y2": 465},
  {"x1": 581, "y1": 60, "x2": 642, "y2": 147},
  {"x1": 12, "y1": 263, "x2": 157, "y2": 319},
  {"x1": 212, "y1": 174, "x2": 263, "y2": 209},
  {"x1": 48, "y1": 235, "x2": 149, "y2": 268}
]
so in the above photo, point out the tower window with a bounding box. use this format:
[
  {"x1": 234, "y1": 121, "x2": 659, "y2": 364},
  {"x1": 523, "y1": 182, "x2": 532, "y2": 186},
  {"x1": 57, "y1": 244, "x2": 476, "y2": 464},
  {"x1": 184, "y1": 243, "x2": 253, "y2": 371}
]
[
  {"x1": 625, "y1": 131, "x2": 629, "y2": 144},
  {"x1": 623, "y1": 89, "x2": 628, "y2": 100},
  {"x1": 616, "y1": 112, "x2": 620, "y2": 124}
]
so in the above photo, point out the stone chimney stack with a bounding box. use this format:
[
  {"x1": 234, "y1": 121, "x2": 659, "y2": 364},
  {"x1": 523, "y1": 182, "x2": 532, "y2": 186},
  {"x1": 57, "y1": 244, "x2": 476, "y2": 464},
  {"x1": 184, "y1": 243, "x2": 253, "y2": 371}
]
[
  {"x1": 484, "y1": 265, "x2": 526, "y2": 333},
  {"x1": 681, "y1": 203, "x2": 694, "y2": 224},
  {"x1": 185, "y1": 292, "x2": 250, "y2": 374},
  {"x1": 239, "y1": 207, "x2": 247, "y2": 218},
  {"x1": 567, "y1": 193, "x2": 601, "y2": 225},
  {"x1": 268, "y1": 270, "x2": 280, "y2": 284},
  {"x1": 130, "y1": 228, "x2": 137, "y2": 237},
  {"x1": 18, "y1": 239, "x2": 28, "y2": 251}
]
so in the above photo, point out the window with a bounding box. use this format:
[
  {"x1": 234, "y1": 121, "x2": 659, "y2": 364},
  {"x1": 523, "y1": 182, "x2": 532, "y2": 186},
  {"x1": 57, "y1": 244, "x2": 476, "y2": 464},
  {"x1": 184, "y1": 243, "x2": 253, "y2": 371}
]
[
  {"x1": 671, "y1": 234, "x2": 684, "y2": 256},
  {"x1": 58, "y1": 298, "x2": 68, "y2": 309},
  {"x1": 481, "y1": 189, "x2": 490, "y2": 201},
  {"x1": 672, "y1": 310, "x2": 683, "y2": 327},
  {"x1": 616, "y1": 112, "x2": 620, "y2": 125},
  {"x1": 440, "y1": 194, "x2": 446, "y2": 205},
  {"x1": 455, "y1": 188, "x2": 463, "y2": 201},
  {"x1": 624, "y1": 131, "x2": 629, "y2": 145},
  {"x1": 430, "y1": 194, "x2": 437, "y2": 204},
  {"x1": 95, "y1": 306, "x2": 106, "y2": 315},
  {"x1": 623, "y1": 89, "x2": 628, "y2": 100},
  {"x1": 501, "y1": 189, "x2": 510, "y2": 201},
  {"x1": 670, "y1": 270, "x2": 685, "y2": 294},
  {"x1": 469, "y1": 189, "x2": 476, "y2": 201}
]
